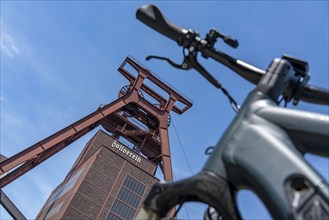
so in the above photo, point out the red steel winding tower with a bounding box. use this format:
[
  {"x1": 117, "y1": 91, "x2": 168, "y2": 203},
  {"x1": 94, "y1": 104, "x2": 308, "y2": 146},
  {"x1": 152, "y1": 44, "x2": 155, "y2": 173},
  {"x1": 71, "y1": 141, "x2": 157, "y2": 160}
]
[{"x1": 0, "y1": 57, "x2": 192, "y2": 219}]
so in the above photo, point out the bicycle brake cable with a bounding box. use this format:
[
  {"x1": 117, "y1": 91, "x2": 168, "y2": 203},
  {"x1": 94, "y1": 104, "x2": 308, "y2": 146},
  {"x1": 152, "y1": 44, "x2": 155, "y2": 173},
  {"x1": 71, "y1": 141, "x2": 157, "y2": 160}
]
[
  {"x1": 220, "y1": 86, "x2": 240, "y2": 112},
  {"x1": 146, "y1": 48, "x2": 240, "y2": 112}
]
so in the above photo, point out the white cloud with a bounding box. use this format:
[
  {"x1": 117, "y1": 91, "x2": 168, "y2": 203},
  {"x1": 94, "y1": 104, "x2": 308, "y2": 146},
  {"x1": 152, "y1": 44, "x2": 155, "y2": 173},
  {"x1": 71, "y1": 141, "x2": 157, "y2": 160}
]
[
  {"x1": 0, "y1": 25, "x2": 22, "y2": 58},
  {"x1": 0, "y1": 22, "x2": 64, "y2": 94}
]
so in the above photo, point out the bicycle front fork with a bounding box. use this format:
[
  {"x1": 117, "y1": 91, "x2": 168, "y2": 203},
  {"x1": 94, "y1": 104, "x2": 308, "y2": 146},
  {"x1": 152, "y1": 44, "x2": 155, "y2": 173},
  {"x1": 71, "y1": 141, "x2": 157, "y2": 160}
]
[{"x1": 136, "y1": 170, "x2": 241, "y2": 220}]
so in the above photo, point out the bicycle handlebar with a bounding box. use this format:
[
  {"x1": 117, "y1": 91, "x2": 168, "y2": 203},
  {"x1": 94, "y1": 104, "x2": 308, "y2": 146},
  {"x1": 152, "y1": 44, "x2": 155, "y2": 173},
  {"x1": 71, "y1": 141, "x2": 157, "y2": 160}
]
[
  {"x1": 136, "y1": 4, "x2": 187, "y2": 43},
  {"x1": 136, "y1": 4, "x2": 329, "y2": 106},
  {"x1": 136, "y1": 5, "x2": 265, "y2": 84},
  {"x1": 301, "y1": 85, "x2": 329, "y2": 105},
  {"x1": 202, "y1": 47, "x2": 265, "y2": 84}
]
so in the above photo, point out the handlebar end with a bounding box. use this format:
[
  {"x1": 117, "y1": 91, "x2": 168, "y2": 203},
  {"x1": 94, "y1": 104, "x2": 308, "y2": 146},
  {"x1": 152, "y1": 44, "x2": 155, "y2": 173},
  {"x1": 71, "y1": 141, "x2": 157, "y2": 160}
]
[{"x1": 136, "y1": 4, "x2": 187, "y2": 43}]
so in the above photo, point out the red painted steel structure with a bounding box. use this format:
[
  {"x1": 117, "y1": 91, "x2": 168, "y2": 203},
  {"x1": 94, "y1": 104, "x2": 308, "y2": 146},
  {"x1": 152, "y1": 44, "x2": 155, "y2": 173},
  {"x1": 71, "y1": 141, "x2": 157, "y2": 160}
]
[
  {"x1": 0, "y1": 155, "x2": 27, "y2": 220},
  {"x1": 0, "y1": 56, "x2": 192, "y2": 190}
]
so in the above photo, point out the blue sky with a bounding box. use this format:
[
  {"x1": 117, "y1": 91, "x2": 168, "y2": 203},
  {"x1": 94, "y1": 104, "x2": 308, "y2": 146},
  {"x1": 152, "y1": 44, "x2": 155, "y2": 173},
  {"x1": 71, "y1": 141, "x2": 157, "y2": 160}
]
[{"x1": 1, "y1": 1, "x2": 328, "y2": 219}]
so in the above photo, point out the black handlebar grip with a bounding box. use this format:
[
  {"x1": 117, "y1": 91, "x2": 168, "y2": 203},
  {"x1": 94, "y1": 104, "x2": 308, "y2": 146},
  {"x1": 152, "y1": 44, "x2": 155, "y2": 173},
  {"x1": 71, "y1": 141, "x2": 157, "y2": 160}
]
[{"x1": 136, "y1": 4, "x2": 187, "y2": 43}]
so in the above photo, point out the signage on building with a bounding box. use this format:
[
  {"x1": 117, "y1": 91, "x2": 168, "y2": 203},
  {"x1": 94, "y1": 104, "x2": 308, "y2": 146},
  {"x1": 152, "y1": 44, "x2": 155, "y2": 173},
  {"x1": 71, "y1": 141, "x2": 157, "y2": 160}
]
[{"x1": 112, "y1": 140, "x2": 142, "y2": 163}]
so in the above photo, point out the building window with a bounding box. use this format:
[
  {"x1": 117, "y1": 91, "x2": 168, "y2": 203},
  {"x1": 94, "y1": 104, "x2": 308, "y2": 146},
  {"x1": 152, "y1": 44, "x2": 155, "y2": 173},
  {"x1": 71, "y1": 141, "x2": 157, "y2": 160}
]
[
  {"x1": 122, "y1": 175, "x2": 146, "y2": 197},
  {"x1": 106, "y1": 175, "x2": 146, "y2": 220}
]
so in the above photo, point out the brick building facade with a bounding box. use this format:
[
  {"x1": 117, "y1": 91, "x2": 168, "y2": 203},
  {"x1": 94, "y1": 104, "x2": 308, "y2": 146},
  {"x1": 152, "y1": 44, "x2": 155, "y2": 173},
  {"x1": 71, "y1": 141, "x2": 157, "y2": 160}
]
[{"x1": 36, "y1": 130, "x2": 158, "y2": 219}]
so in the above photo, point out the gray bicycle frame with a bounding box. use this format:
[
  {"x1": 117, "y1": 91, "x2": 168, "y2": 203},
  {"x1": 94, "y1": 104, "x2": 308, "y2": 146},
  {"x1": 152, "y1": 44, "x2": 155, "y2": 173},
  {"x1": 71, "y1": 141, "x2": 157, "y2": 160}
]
[
  {"x1": 137, "y1": 57, "x2": 329, "y2": 220},
  {"x1": 204, "y1": 72, "x2": 329, "y2": 219}
]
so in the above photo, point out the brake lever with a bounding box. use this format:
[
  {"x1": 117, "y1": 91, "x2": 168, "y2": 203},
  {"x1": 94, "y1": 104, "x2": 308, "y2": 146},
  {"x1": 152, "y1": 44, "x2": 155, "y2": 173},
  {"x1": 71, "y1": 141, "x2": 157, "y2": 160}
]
[
  {"x1": 145, "y1": 53, "x2": 221, "y2": 88},
  {"x1": 146, "y1": 55, "x2": 193, "y2": 70},
  {"x1": 146, "y1": 52, "x2": 240, "y2": 112}
]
